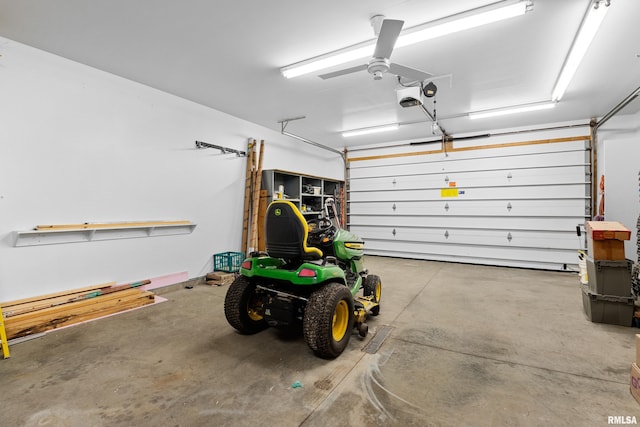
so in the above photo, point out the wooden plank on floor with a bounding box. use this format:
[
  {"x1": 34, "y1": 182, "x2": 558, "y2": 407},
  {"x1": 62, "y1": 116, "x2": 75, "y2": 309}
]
[
  {"x1": 5, "y1": 290, "x2": 154, "y2": 339},
  {"x1": 6, "y1": 288, "x2": 149, "y2": 323},
  {"x1": 2, "y1": 287, "x2": 126, "y2": 318},
  {"x1": 205, "y1": 271, "x2": 235, "y2": 286},
  {"x1": 1, "y1": 280, "x2": 149, "y2": 318},
  {"x1": 1, "y1": 282, "x2": 116, "y2": 310},
  {"x1": 6, "y1": 297, "x2": 155, "y2": 339}
]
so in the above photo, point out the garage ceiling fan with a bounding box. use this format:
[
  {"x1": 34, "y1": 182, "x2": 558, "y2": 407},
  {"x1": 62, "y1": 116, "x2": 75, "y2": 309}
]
[{"x1": 319, "y1": 16, "x2": 432, "y2": 82}]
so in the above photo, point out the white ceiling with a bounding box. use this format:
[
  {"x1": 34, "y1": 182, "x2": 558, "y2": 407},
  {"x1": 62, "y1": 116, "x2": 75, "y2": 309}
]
[{"x1": 0, "y1": 0, "x2": 638, "y2": 149}]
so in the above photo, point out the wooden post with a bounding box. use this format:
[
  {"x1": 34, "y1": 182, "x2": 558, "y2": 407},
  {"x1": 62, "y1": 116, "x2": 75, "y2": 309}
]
[
  {"x1": 257, "y1": 189, "x2": 268, "y2": 252},
  {"x1": 248, "y1": 141, "x2": 258, "y2": 253},
  {"x1": 241, "y1": 139, "x2": 255, "y2": 255},
  {"x1": 250, "y1": 140, "x2": 265, "y2": 252},
  {"x1": 343, "y1": 148, "x2": 349, "y2": 229},
  {"x1": 0, "y1": 306, "x2": 10, "y2": 359}
]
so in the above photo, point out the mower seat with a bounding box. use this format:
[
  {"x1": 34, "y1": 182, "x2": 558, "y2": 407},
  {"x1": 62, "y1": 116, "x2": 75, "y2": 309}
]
[{"x1": 265, "y1": 200, "x2": 323, "y2": 261}]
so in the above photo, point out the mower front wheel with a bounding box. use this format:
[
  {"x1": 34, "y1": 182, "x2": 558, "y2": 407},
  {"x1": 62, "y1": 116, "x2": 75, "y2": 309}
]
[
  {"x1": 224, "y1": 276, "x2": 267, "y2": 334},
  {"x1": 303, "y1": 282, "x2": 354, "y2": 359},
  {"x1": 363, "y1": 275, "x2": 382, "y2": 316}
]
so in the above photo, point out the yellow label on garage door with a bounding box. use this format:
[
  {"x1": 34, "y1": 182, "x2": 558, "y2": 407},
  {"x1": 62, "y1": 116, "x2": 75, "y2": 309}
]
[{"x1": 441, "y1": 188, "x2": 459, "y2": 197}]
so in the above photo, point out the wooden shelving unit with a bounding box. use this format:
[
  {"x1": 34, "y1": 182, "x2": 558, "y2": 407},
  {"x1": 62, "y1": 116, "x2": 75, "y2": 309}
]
[{"x1": 262, "y1": 170, "x2": 343, "y2": 218}]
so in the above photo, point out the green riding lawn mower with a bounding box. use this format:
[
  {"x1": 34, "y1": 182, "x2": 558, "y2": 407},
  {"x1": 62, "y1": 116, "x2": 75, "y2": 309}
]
[{"x1": 224, "y1": 198, "x2": 382, "y2": 359}]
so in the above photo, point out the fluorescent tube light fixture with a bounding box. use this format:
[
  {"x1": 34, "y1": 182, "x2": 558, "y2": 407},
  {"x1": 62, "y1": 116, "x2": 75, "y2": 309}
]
[
  {"x1": 342, "y1": 124, "x2": 399, "y2": 138},
  {"x1": 281, "y1": 0, "x2": 531, "y2": 79},
  {"x1": 282, "y1": 45, "x2": 374, "y2": 79},
  {"x1": 551, "y1": 0, "x2": 609, "y2": 101},
  {"x1": 468, "y1": 101, "x2": 556, "y2": 120},
  {"x1": 395, "y1": 1, "x2": 529, "y2": 49}
]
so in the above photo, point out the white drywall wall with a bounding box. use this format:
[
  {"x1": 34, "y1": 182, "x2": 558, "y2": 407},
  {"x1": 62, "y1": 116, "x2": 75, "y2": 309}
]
[
  {"x1": 598, "y1": 110, "x2": 640, "y2": 262},
  {"x1": 0, "y1": 38, "x2": 343, "y2": 301}
]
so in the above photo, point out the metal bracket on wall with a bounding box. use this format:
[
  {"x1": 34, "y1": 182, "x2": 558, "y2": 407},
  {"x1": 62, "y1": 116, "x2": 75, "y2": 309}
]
[
  {"x1": 278, "y1": 117, "x2": 346, "y2": 163},
  {"x1": 195, "y1": 140, "x2": 247, "y2": 157}
]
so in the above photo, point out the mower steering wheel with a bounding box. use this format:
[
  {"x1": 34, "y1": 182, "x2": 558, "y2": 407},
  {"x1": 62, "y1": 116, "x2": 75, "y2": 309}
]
[{"x1": 307, "y1": 218, "x2": 333, "y2": 235}]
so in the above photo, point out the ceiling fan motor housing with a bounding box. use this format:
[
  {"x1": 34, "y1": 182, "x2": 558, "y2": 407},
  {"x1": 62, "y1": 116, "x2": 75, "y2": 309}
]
[{"x1": 368, "y1": 57, "x2": 390, "y2": 80}]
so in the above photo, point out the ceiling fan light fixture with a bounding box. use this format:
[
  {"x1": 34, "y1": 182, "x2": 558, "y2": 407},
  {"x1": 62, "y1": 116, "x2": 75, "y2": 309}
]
[
  {"x1": 551, "y1": 0, "x2": 609, "y2": 101},
  {"x1": 468, "y1": 101, "x2": 555, "y2": 120},
  {"x1": 342, "y1": 124, "x2": 399, "y2": 138},
  {"x1": 280, "y1": 0, "x2": 532, "y2": 79}
]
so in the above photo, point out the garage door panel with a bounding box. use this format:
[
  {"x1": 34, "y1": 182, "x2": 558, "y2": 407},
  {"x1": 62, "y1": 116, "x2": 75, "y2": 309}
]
[
  {"x1": 349, "y1": 165, "x2": 587, "y2": 191},
  {"x1": 352, "y1": 226, "x2": 579, "y2": 249},
  {"x1": 349, "y1": 199, "x2": 588, "y2": 217},
  {"x1": 349, "y1": 184, "x2": 587, "y2": 202},
  {"x1": 348, "y1": 215, "x2": 585, "y2": 231},
  {"x1": 363, "y1": 248, "x2": 574, "y2": 270},
  {"x1": 349, "y1": 150, "x2": 586, "y2": 179},
  {"x1": 349, "y1": 139, "x2": 587, "y2": 167},
  {"x1": 362, "y1": 239, "x2": 578, "y2": 266}
]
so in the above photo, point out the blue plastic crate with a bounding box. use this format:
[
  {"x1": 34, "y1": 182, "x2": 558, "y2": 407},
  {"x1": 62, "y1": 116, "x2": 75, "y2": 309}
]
[{"x1": 213, "y1": 251, "x2": 244, "y2": 273}]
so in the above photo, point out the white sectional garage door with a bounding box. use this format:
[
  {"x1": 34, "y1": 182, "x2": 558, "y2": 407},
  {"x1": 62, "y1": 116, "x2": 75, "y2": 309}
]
[{"x1": 347, "y1": 136, "x2": 591, "y2": 270}]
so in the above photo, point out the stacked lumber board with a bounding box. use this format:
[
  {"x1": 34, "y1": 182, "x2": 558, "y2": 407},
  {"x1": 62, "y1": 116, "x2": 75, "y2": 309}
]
[
  {"x1": 205, "y1": 272, "x2": 235, "y2": 286},
  {"x1": 1, "y1": 281, "x2": 155, "y2": 340}
]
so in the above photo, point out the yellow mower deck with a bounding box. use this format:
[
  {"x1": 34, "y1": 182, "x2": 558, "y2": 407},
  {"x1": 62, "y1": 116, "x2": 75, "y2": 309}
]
[{"x1": 352, "y1": 295, "x2": 380, "y2": 337}]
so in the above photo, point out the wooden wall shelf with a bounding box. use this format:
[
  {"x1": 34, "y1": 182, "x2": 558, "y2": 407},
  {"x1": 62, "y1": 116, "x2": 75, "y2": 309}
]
[{"x1": 14, "y1": 221, "x2": 197, "y2": 247}]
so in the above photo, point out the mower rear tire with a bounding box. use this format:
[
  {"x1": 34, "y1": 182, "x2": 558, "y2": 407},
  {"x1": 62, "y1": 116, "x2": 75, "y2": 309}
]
[
  {"x1": 303, "y1": 282, "x2": 354, "y2": 359},
  {"x1": 224, "y1": 276, "x2": 267, "y2": 334}
]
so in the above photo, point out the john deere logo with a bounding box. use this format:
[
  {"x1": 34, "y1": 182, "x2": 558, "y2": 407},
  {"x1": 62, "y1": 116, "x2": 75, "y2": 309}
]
[{"x1": 274, "y1": 208, "x2": 282, "y2": 216}]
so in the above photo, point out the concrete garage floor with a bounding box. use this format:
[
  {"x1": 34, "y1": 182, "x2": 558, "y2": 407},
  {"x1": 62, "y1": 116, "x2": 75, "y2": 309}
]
[{"x1": 2, "y1": 256, "x2": 640, "y2": 426}]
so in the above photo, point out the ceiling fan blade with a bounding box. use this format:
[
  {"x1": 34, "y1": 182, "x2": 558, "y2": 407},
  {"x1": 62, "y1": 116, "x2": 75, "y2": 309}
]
[
  {"x1": 319, "y1": 64, "x2": 368, "y2": 80},
  {"x1": 389, "y1": 63, "x2": 432, "y2": 82},
  {"x1": 373, "y1": 19, "x2": 403, "y2": 59}
]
